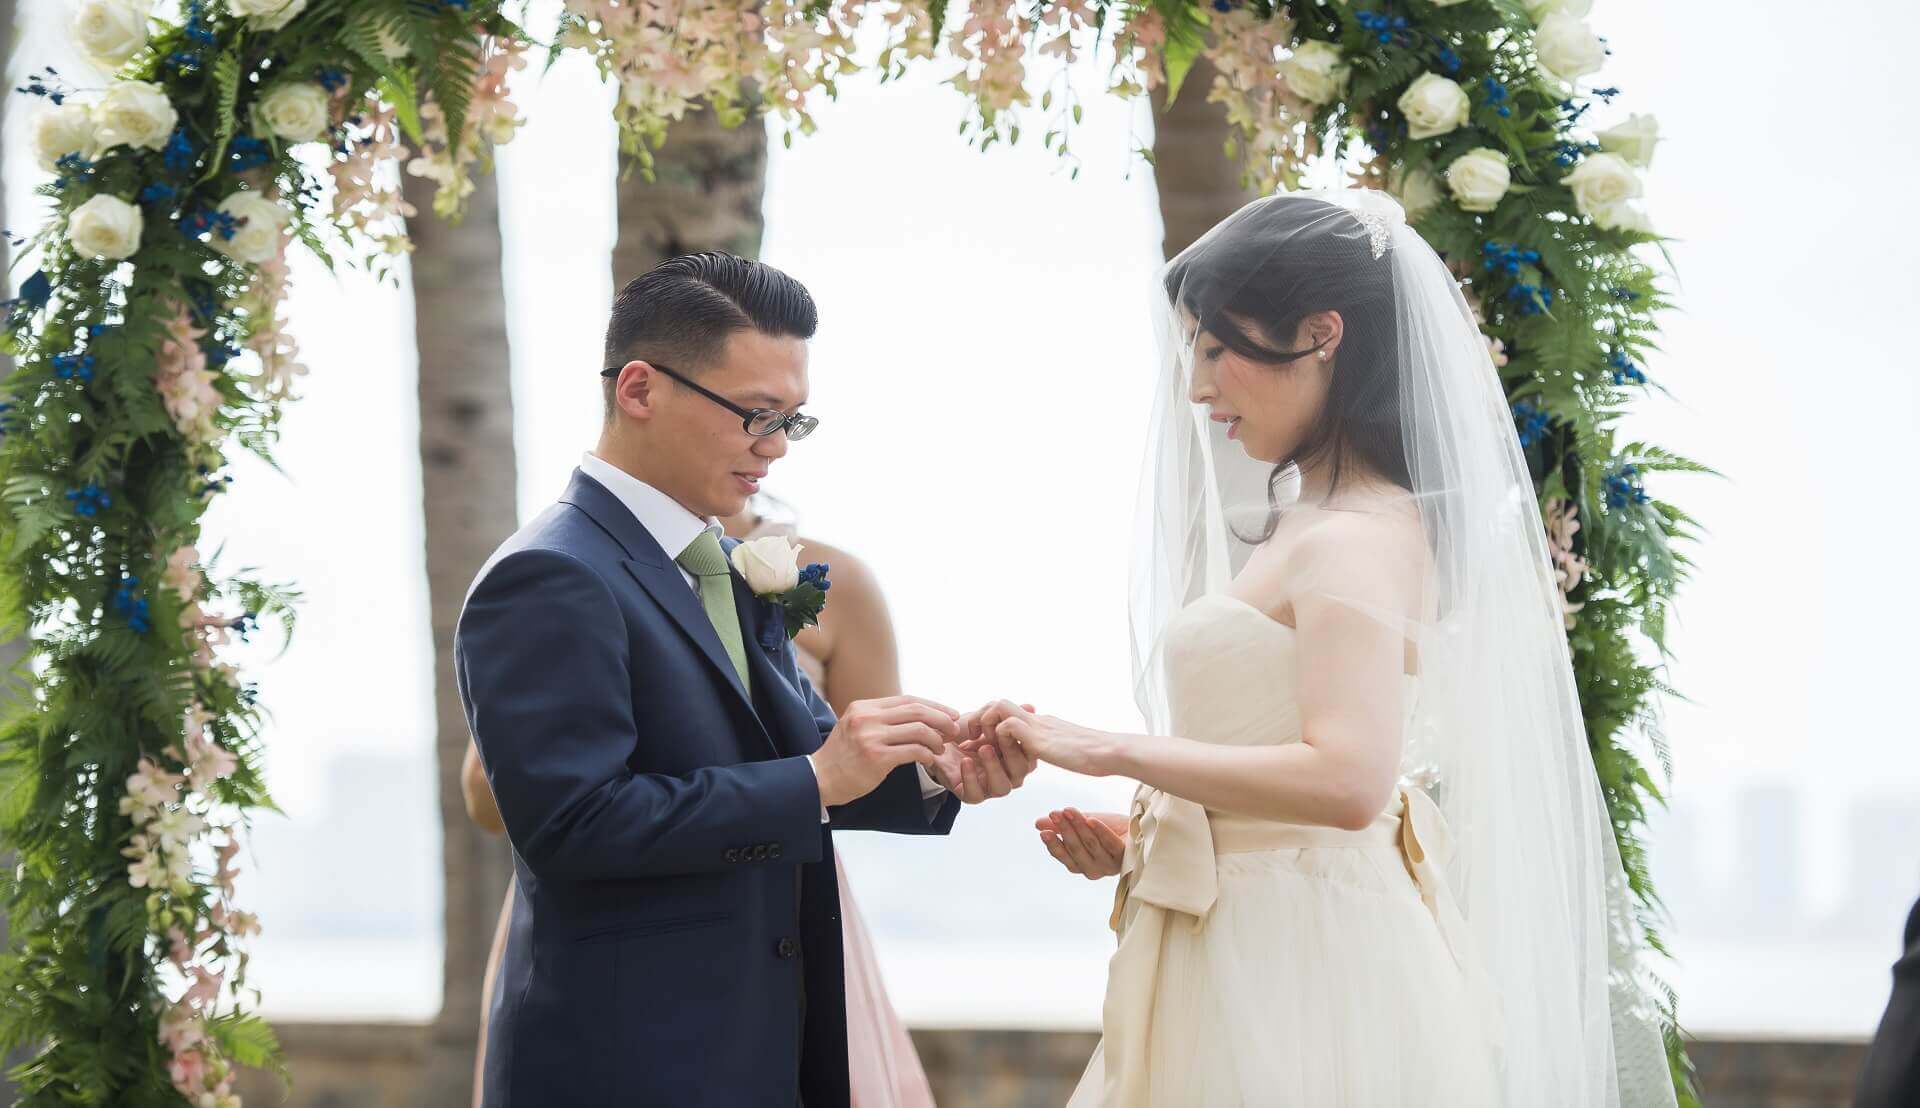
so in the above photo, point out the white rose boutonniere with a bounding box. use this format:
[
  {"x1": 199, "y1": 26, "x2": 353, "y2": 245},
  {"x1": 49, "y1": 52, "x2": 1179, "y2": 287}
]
[{"x1": 731, "y1": 536, "x2": 832, "y2": 638}]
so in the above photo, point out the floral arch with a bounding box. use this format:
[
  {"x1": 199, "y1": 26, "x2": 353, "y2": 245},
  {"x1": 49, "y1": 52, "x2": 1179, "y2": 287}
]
[{"x1": 0, "y1": 0, "x2": 1696, "y2": 1102}]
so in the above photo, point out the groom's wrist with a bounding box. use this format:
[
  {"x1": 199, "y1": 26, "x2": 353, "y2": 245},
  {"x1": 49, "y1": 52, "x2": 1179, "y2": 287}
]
[{"x1": 803, "y1": 755, "x2": 829, "y2": 822}]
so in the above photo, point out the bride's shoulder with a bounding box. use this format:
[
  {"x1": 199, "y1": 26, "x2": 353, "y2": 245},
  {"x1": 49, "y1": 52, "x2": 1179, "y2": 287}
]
[
  {"x1": 1288, "y1": 499, "x2": 1423, "y2": 560},
  {"x1": 1267, "y1": 501, "x2": 1427, "y2": 606}
]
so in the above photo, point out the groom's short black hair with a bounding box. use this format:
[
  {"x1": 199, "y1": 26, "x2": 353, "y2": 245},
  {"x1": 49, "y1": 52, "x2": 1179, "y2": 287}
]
[{"x1": 603, "y1": 253, "x2": 817, "y2": 420}]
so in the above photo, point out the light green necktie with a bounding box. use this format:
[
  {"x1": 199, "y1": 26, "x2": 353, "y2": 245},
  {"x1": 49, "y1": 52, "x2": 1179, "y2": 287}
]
[{"x1": 676, "y1": 531, "x2": 751, "y2": 696}]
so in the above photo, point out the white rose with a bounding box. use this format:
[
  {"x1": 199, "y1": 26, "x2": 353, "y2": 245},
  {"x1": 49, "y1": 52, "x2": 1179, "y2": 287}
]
[
  {"x1": 1396, "y1": 74, "x2": 1470, "y2": 141},
  {"x1": 1563, "y1": 153, "x2": 1642, "y2": 220},
  {"x1": 72, "y1": 0, "x2": 150, "y2": 70},
  {"x1": 1444, "y1": 148, "x2": 1511, "y2": 214},
  {"x1": 92, "y1": 80, "x2": 177, "y2": 152},
  {"x1": 213, "y1": 191, "x2": 292, "y2": 265},
  {"x1": 1388, "y1": 164, "x2": 1445, "y2": 221},
  {"x1": 227, "y1": 0, "x2": 308, "y2": 31},
  {"x1": 67, "y1": 194, "x2": 144, "y2": 260},
  {"x1": 33, "y1": 103, "x2": 98, "y2": 172},
  {"x1": 1524, "y1": 0, "x2": 1592, "y2": 20},
  {"x1": 254, "y1": 82, "x2": 332, "y2": 143},
  {"x1": 1594, "y1": 202, "x2": 1653, "y2": 234},
  {"x1": 1280, "y1": 41, "x2": 1349, "y2": 106},
  {"x1": 1535, "y1": 12, "x2": 1605, "y2": 83},
  {"x1": 1596, "y1": 113, "x2": 1660, "y2": 169},
  {"x1": 730, "y1": 536, "x2": 802, "y2": 594}
]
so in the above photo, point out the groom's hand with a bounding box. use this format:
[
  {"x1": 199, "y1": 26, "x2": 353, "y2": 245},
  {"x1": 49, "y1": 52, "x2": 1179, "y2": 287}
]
[
  {"x1": 813, "y1": 696, "x2": 960, "y2": 808},
  {"x1": 928, "y1": 704, "x2": 1038, "y2": 803}
]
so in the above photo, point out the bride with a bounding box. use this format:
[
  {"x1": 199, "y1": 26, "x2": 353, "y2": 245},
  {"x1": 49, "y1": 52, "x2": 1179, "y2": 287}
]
[{"x1": 981, "y1": 190, "x2": 1677, "y2": 1106}]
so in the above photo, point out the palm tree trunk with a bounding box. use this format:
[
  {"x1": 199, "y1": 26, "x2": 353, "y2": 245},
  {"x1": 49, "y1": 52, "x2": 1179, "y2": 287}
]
[
  {"x1": 1151, "y1": 55, "x2": 1255, "y2": 259},
  {"x1": 612, "y1": 108, "x2": 767, "y2": 284},
  {"x1": 404, "y1": 170, "x2": 519, "y2": 1108}
]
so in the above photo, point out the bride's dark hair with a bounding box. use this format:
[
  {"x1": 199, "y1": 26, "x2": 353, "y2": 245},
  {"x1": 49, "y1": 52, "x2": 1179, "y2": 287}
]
[{"x1": 1164, "y1": 198, "x2": 1410, "y2": 542}]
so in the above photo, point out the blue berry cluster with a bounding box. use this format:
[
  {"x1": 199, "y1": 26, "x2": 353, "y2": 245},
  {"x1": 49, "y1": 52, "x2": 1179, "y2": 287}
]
[
  {"x1": 114, "y1": 575, "x2": 152, "y2": 635},
  {"x1": 163, "y1": 129, "x2": 197, "y2": 173},
  {"x1": 66, "y1": 482, "x2": 111, "y2": 517},
  {"x1": 52, "y1": 153, "x2": 94, "y2": 191},
  {"x1": 1507, "y1": 284, "x2": 1554, "y2": 316},
  {"x1": 180, "y1": 207, "x2": 239, "y2": 242},
  {"x1": 1482, "y1": 240, "x2": 1540, "y2": 276},
  {"x1": 1356, "y1": 11, "x2": 1410, "y2": 45},
  {"x1": 1512, "y1": 401, "x2": 1552, "y2": 448},
  {"x1": 1481, "y1": 77, "x2": 1511, "y2": 118},
  {"x1": 52, "y1": 353, "x2": 95, "y2": 382},
  {"x1": 1605, "y1": 464, "x2": 1649, "y2": 509},
  {"x1": 228, "y1": 134, "x2": 272, "y2": 173},
  {"x1": 4, "y1": 270, "x2": 50, "y2": 327}
]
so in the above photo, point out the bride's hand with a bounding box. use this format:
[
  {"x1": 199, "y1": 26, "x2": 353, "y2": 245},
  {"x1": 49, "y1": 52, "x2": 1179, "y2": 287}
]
[
  {"x1": 1035, "y1": 808, "x2": 1128, "y2": 879},
  {"x1": 981, "y1": 700, "x2": 1118, "y2": 777}
]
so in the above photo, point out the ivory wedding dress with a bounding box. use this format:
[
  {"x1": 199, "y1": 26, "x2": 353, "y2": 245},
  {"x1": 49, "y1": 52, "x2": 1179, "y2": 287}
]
[{"x1": 1068, "y1": 593, "x2": 1499, "y2": 1106}]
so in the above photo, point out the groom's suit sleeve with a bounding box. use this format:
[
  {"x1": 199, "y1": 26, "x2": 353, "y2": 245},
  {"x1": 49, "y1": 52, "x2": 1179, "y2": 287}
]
[
  {"x1": 779, "y1": 641, "x2": 960, "y2": 836},
  {"x1": 456, "y1": 547, "x2": 824, "y2": 881}
]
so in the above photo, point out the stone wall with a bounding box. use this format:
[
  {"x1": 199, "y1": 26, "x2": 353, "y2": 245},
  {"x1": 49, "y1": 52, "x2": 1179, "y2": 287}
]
[{"x1": 234, "y1": 1024, "x2": 1868, "y2": 1107}]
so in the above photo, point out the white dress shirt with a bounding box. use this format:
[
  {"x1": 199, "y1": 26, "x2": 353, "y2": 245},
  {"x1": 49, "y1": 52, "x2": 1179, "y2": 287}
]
[
  {"x1": 578, "y1": 451, "x2": 718, "y2": 591},
  {"x1": 578, "y1": 453, "x2": 945, "y2": 814}
]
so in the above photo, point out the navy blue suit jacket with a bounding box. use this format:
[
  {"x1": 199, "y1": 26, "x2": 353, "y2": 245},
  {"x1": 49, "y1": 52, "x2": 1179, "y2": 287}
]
[
  {"x1": 1858, "y1": 893, "x2": 1920, "y2": 1108},
  {"x1": 455, "y1": 469, "x2": 959, "y2": 1107}
]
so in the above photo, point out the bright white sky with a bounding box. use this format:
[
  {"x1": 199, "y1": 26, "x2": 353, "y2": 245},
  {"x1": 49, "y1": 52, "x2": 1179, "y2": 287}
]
[{"x1": 7, "y1": 0, "x2": 1918, "y2": 1036}]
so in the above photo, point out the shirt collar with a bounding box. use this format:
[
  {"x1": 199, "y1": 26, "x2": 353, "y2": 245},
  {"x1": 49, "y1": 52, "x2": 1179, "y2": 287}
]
[{"x1": 579, "y1": 452, "x2": 721, "y2": 562}]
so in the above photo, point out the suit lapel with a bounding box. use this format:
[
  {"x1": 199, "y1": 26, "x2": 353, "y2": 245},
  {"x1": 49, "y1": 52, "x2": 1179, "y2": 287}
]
[
  {"x1": 729, "y1": 547, "x2": 826, "y2": 759},
  {"x1": 620, "y1": 554, "x2": 755, "y2": 710},
  {"x1": 561, "y1": 470, "x2": 772, "y2": 750}
]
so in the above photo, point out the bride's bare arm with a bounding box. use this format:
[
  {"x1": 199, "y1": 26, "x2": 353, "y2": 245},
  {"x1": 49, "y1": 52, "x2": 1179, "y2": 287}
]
[{"x1": 993, "y1": 517, "x2": 1418, "y2": 831}]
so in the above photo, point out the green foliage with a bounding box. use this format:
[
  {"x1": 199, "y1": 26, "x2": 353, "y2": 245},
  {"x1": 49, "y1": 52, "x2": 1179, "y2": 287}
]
[
  {"x1": 0, "y1": 1, "x2": 503, "y2": 1102},
  {"x1": 1160, "y1": 4, "x2": 1212, "y2": 103}
]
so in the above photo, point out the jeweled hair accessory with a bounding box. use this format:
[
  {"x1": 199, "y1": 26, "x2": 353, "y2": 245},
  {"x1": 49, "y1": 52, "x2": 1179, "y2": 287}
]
[{"x1": 1354, "y1": 209, "x2": 1391, "y2": 259}]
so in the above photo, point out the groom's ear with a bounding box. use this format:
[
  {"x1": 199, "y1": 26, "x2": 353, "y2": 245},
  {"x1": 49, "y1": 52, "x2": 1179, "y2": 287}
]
[{"x1": 607, "y1": 360, "x2": 659, "y2": 423}]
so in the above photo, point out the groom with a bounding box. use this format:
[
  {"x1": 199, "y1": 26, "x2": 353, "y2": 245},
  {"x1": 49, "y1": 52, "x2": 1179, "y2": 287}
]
[{"x1": 456, "y1": 253, "x2": 1028, "y2": 1107}]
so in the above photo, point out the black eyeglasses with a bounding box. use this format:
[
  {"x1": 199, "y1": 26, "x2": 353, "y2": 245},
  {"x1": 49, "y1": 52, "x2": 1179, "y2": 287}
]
[{"x1": 602, "y1": 362, "x2": 820, "y2": 440}]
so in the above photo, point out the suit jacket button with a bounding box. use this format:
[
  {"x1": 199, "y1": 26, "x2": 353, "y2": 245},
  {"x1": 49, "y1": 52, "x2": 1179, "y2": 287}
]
[
  {"x1": 768, "y1": 844, "x2": 783, "y2": 860},
  {"x1": 752, "y1": 845, "x2": 769, "y2": 860},
  {"x1": 775, "y1": 938, "x2": 798, "y2": 959},
  {"x1": 724, "y1": 848, "x2": 740, "y2": 862}
]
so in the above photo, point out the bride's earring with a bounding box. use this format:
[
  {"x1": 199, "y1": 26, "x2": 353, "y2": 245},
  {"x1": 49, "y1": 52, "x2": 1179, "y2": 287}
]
[{"x1": 1318, "y1": 350, "x2": 1330, "y2": 361}]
